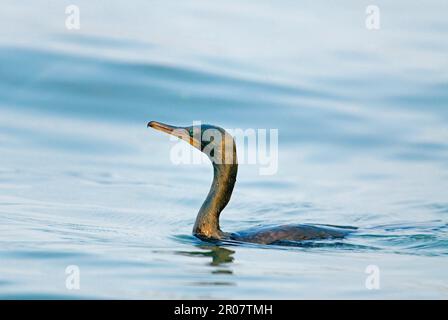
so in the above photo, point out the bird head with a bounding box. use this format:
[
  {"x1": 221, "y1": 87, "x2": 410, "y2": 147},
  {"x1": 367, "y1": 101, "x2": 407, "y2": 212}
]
[{"x1": 148, "y1": 121, "x2": 237, "y2": 166}]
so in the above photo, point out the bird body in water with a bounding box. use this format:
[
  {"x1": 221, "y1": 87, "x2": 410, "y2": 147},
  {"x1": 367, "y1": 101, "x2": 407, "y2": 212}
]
[{"x1": 148, "y1": 121, "x2": 354, "y2": 245}]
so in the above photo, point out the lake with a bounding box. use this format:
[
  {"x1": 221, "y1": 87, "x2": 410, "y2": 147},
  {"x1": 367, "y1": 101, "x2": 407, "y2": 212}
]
[{"x1": 0, "y1": 0, "x2": 447, "y2": 299}]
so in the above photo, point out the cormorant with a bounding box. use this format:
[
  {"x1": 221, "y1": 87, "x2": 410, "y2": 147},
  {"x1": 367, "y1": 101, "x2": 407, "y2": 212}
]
[{"x1": 148, "y1": 121, "x2": 354, "y2": 245}]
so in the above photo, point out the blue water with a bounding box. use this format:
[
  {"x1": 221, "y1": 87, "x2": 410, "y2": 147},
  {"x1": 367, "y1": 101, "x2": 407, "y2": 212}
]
[{"x1": 1, "y1": 0, "x2": 447, "y2": 299}]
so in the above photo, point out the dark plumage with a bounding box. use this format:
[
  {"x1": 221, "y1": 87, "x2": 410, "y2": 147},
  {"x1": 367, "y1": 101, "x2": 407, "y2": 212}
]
[{"x1": 148, "y1": 121, "x2": 354, "y2": 245}]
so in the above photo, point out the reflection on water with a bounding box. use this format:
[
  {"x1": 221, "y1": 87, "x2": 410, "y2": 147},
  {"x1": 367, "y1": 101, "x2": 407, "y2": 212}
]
[
  {"x1": 177, "y1": 246, "x2": 235, "y2": 268},
  {"x1": 177, "y1": 246, "x2": 235, "y2": 286},
  {"x1": 0, "y1": 0, "x2": 448, "y2": 299}
]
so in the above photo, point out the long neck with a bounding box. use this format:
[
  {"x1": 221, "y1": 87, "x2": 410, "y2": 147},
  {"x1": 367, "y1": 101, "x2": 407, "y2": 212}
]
[{"x1": 193, "y1": 163, "x2": 237, "y2": 239}]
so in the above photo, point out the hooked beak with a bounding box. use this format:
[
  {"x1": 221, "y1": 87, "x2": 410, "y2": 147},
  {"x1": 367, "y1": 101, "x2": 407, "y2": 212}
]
[
  {"x1": 147, "y1": 121, "x2": 200, "y2": 148},
  {"x1": 147, "y1": 121, "x2": 179, "y2": 135}
]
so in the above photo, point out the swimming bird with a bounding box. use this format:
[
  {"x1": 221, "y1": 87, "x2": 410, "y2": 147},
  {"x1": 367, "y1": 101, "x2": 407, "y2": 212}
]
[{"x1": 148, "y1": 121, "x2": 354, "y2": 245}]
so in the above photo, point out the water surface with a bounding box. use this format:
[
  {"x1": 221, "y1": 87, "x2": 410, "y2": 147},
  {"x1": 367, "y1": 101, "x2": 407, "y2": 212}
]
[{"x1": 0, "y1": 0, "x2": 447, "y2": 299}]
